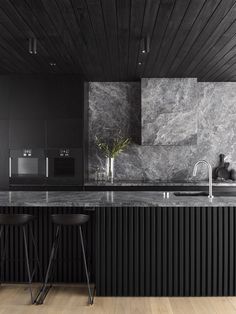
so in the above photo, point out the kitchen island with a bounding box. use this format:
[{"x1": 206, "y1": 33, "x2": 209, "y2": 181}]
[{"x1": 0, "y1": 191, "x2": 236, "y2": 296}]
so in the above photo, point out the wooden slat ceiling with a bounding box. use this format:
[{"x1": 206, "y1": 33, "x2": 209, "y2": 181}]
[{"x1": 0, "y1": 0, "x2": 236, "y2": 81}]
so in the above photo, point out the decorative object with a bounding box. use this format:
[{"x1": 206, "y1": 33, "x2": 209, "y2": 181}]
[
  {"x1": 214, "y1": 154, "x2": 236, "y2": 181},
  {"x1": 95, "y1": 135, "x2": 130, "y2": 182},
  {"x1": 106, "y1": 157, "x2": 114, "y2": 183}
]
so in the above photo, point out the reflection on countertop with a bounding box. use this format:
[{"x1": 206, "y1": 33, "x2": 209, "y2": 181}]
[
  {"x1": 84, "y1": 180, "x2": 236, "y2": 186},
  {"x1": 0, "y1": 190, "x2": 236, "y2": 207}
]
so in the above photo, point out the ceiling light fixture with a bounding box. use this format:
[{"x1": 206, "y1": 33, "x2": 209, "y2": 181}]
[
  {"x1": 141, "y1": 37, "x2": 150, "y2": 54},
  {"x1": 49, "y1": 62, "x2": 56, "y2": 67},
  {"x1": 29, "y1": 38, "x2": 37, "y2": 55},
  {"x1": 138, "y1": 62, "x2": 142, "y2": 66}
]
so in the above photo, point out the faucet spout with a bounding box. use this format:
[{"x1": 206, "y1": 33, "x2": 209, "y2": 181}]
[{"x1": 193, "y1": 160, "x2": 214, "y2": 199}]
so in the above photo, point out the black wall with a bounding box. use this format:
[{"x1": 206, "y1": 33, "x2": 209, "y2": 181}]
[{"x1": 0, "y1": 75, "x2": 85, "y2": 189}]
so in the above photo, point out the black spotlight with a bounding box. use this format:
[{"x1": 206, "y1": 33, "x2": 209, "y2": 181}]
[{"x1": 141, "y1": 37, "x2": 150, "y2": 54}]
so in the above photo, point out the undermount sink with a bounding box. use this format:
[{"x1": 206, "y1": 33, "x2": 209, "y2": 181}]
[{"x1": 174, "y1": 192, "x2": 236, "y2": 197}]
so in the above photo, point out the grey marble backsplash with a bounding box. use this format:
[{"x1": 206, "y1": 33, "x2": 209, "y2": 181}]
[{"x1": 88, "y1": 80, "x2": 236, "y2": 181}]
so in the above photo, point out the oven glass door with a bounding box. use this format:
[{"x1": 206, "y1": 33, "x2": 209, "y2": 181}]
[
  {"x1": 53, "y1": 157, "x2": 75, "y2": 177},
  {"x1": 17, "y1": 157, "x2": 39, "y2": 176}
]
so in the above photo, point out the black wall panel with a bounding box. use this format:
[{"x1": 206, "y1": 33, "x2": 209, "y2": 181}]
[
  {"x1": 0, "y1": 120, "x2": 9, "y2": 189},
  {"x1": 9, "y1": 119, "x2": 46, "y2": 148},
  {"x1": 96, "y1": 206, "x2": 236, "y2": 296},
  {"x1": 0, "y1": 77, "x2": 10, "y2": 119},
  {"x1": 46, "y1": 119, "x2": 83, "y2": 148},
  {"x1": 9, "y1": 77, "x2": 47, "y2": 119},
  {"x1": 46, "y1": 76, "x2": 83, "y2": 119}
]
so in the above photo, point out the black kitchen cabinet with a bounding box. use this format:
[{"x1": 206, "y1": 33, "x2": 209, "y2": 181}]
[
  {"x1": 8, "y1": 76, "x2": 47, "y2": 119},
  {"x1": 46, "y1": 76, "x2": 83, "y2": 119},
  {"x1": 0, "y1": 120, "x2": 9, "y2": 189},
  {"x1": 46, "y1": 119, "x2": 82, "y2": 148},
  {"x1": 0, "y1": 77, "x2": 10, "y2": 119},
  {"x1": 9, "y1": 119, "x2": 46, "y2": 148}
]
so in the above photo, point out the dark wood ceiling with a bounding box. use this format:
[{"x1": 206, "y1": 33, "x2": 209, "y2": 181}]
[{"x1": 1, "y1": 0, "x2": 236, "y2": 81}]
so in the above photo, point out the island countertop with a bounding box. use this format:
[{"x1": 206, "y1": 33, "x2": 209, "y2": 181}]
[{"x1": 0, "y1": 191, "x2": 236, "y2": 207}]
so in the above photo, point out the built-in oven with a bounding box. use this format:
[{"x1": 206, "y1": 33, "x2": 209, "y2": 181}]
[
  {"x1": 46, "y1": 148, "x2": 83, "y2": 186},
  {"x1": 9, "y1": 149, "x2": 46, "y2": 186}
]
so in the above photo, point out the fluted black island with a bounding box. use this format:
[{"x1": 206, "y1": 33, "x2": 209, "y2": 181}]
[{"x1": 1, "y1": 191, "x2": 236, "y2": 297}]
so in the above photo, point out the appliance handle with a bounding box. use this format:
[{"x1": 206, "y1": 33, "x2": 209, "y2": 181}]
[
  {"x1": 9, "y1": 157, "x2": 11, "y2": 178},
  {"x1": 46, "y1": 157, "x2": 49, "y2": 178}
]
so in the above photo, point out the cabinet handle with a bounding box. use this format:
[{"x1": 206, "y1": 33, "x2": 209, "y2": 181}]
[
  {"x1": 9, "y1": 157, "x2": 11, "y2": 178},
  {"x1": 46, "y1": 157, "x2": 49, "y2": 178}
]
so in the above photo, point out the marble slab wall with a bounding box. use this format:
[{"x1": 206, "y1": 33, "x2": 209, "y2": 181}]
[
  {"x1": 88, "y1": 80, "x2": 236, "y2": 181},
  {"x1": 142, "y1": 78, "x2": 198, "y2": 145}
]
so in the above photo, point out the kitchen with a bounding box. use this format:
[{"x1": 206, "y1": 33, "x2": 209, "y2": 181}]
[{"x1": 0, "y1": 1, "x2": 236, "y2": 314}]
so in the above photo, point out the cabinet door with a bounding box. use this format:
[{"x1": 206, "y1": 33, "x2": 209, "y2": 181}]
[
  {"x1": 0, "y1": 77, "x2": 10, "y2": 119},
  {"x1": 46, "y1": 76, "x2": 83, "y2": 119},
  {"x1": 46, "y1": 119, "x2": 82, "y2": 148},
  {"x1": 9, "y1": 119, "x2": 46, "y2": 148},
  {"x1": 9, "y1": 76, "x2": 47, "y2": 119},
  {"x1": 0, "y1": 120, "x2": 9, "y2": 189}
]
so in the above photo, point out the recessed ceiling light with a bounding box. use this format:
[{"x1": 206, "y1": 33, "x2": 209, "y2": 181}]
[{"x1": 49, "y1": 62, "x2": 56, "y2": 67}]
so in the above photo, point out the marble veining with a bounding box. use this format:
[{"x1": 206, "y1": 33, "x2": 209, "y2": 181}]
[
  {"x1": 0, "y1": 191, "x2": 236, "y2": 208},
  {"x1": 142, "y1": 78, "x2": 198, "y2": 145},
  {"x1": 88, "y1": 80, "x2": 236, "y2": 182}
]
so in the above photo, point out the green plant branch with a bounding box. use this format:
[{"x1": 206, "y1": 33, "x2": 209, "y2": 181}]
[{"x1": 95, "y1": 136, "x2": 131, "y2": 158}]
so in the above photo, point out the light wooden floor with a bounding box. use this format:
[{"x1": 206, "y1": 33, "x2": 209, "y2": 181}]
[{"x1": 1, "y1": 285, "x2": 236, "y2": 314}]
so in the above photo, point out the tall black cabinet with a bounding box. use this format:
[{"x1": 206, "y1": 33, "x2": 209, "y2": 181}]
[{"x1": 0, "y1": 74, "x2": 85, "y2": 190}]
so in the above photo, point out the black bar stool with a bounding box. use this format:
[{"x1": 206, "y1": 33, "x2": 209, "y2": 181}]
[
  {"x1": 36, "y1": 214, "x2": 94, "y2": 305},
  {"x1": 0, "y1": 214, "x2": 42, "y2": 304}
]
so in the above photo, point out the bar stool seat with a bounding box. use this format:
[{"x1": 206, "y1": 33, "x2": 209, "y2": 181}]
[
  {"x1": 36, "y1": 213, "x2": 94, "y2": 306},
  {"x1": 51, "y1": 214, "x2": 89, "y2": 226},
  {"x1": 0, "y1": 214, "x2": 34, "y2": 225},
  {"x1": 0, "y1": 214, "x2": 42, "y2": 304}
]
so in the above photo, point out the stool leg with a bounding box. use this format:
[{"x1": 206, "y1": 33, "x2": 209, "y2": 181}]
[
  {"x1": 36, "y1": 226, "x2": 61, "y2": 305},
  {"x1": 29, "y1": 224, "x2": 43, "y2": 282},
  {"x1": 22, "y1": 226, "x2": 34, "y2": 304},
  {"x1": 79, "y1": 226, "x2": 93, "y2": 305}
]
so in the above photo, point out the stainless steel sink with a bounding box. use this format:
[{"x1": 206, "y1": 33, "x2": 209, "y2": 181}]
[{"x1": 174, "y1": 192, "x2": 236, "y2": 197}]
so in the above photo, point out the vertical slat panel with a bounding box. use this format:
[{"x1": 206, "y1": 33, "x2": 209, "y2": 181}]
[
  {"x1": 134, "y1": 207, "x2": 139, "y2": 296},
  {"x1": 162, "y1": 207, "x2": 167, "y2": 295},
  {"x1": 151, "y1": 207, "x2": 156, "y2": 295},
  {"x1": 184, "y1": 207, "x2": 190, "y2": 296},
  {"x1": 196, "y1": 207, "x2": 201, "y2": 296},
  {"x1": 190, "y1": 206, "x2": 196, "y2": 295},
  {"x1": 201, "y1": 207, "x2": 207, "y2": 295},
  {"x1": 207, "y1": 206, "x2": 212, "y2": 295},
  {"x1": 179, "y1": 207, "x2": 184, "y2": 296},
  {"x1": 229, "y1": 207, "x2": 234, "y2": 295},
  {"x1": 212, "y1": 207, "x2": 218, "y2": 295},
  {"x1": 218, "y1": 207, "x2": 223, "y2": 295},
  {"x1": 168, "y1": 207, "x2": 173, "y2": 296},
  {"x1": 173, "y1": 206, "x2": 179, "y2": 295},
  {"x1": 139, "y1": 207, "x2": 145, "y2": 296},
  {"x1": 223, "y1": 207, "x2": 229, "y2": 295},
  {"x1": 128, "y1": 207, "x2": 134, "y2": 295},
  {"x1": 123, "y1": 207, "x2": 128, "y2": 295},
  {"x1": 145, "y1": 207, "x2": 151, "y2": 295},
  {"x1": 156, "y1": 207, "x2": 162, "y2": 295}
]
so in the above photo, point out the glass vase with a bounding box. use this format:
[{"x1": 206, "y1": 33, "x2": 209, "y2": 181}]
[{"x1": 106, "y1": 157, "x2": 114, "y2": 183}]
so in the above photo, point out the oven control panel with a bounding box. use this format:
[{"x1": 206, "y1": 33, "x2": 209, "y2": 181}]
[
  {"x1": 23, "y1": 149, "x2": 32, "y2": 157},
  {"x1": 59, "y1": 149, "x2": 70, "y2": 157}
]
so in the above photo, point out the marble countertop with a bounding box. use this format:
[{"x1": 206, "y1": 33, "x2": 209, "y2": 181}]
[
  {"x1": 84, "y1": 180, "x2": 236, "y2": 186},
  {"x1": 0, "y1": 191, "x2": 235, "y2": 207}
]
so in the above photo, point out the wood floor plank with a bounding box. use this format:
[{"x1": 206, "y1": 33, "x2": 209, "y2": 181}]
[{"x1": 0, "y1": 285, "x2": 236, "y2": 314}]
